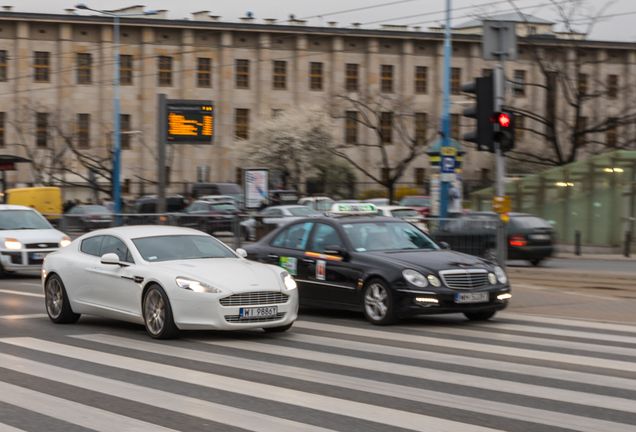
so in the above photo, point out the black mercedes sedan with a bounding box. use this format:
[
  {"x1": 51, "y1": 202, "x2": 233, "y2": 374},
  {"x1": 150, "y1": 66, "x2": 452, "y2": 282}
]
[{"x1": 240, "y1": 211, "x2": 511, "y2": 325}]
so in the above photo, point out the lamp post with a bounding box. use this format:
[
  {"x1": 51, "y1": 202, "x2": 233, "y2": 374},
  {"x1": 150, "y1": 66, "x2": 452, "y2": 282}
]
[{"x1": 74, "y1": 4, "x2": 157, "y2": 217}]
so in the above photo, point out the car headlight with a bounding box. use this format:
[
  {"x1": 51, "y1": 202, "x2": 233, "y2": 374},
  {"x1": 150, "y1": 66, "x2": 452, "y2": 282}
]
[
  {"x1": 175, "y1": 277, "x2": 222, "y2": 293},
  {"x1": 427, "y1": 275, "x2": 442, "y2": 287},
  {"x1": 4, "y1": 239, "x2": 22, "y2": 250},
  {"x1": 403, "y1": 269, "x2": 428, "y2": 287},
  {"x1": 281, "y1": 271, "x2": 297, "y2": 290},
  {"x1": 60, "y1": 237, "x2": 71, "y2": 248},
  {"x1": 494, "y1": 266, "x2": 508, "y2": 284},
  {"x1": 488, "y1": 273, "x2": 497, "y2": 285}
]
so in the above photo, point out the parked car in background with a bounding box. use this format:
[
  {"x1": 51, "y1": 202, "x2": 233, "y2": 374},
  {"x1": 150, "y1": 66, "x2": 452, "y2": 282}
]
[
  {"x1": 298, "y1": 196, "x2": 334, "y2": 213},
  {"x1": 430, "y1": 212, "x2": 554, "y2": 265},
  {"x1": 182, "y1": 200, "x2": 243, "y2": 234},
  {"x1": 0, "y1": 204, "x2": 71, "y2": 276},
  {"x1": 399, "y1": 195, "x2": 431, "y2": 217},
  {"x1": 365, "y1": 198, "x2": 398, "y2": 206},
  {"x1": 199, "y1": 195, "x2": 239, "y2": 206},
  {"x1": 123, "y1": 195, "x2": 188, "y2": 225},
  {"x1": 192, "y1": 183, "x2": 243, "y2": 208},
  {"x1": 65, "y1": 205, "x2": 113, "y2": 231},
  {"x1": 270, "y1": 190, "x2": 300, "y2": 206},
  {"x1": 240, "y1": 205, "x2": 321, "y2": 241},
  {"x1": 376, "y1": 206, "x2": 428, "y2": 232}
]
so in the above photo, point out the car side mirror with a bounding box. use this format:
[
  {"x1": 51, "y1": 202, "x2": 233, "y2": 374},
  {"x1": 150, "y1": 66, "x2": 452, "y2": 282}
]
[
  {"x1": 439, "y1": 242, "x2": 451, "y2": 250},
  {"x1": 236, "y1": 248, "x2": 248, "y2": 258},
  {"x1": 324, "y1": 245, "x2": 348, "y2": 259},
  {"x1": 101, "y1": 253, "x2": 121, "y2": 265}
]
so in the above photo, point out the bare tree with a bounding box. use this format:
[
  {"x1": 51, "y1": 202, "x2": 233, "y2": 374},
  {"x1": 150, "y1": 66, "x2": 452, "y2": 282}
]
[{"x1": 325, "y1": 92, "x2": 435, "y2": 203}]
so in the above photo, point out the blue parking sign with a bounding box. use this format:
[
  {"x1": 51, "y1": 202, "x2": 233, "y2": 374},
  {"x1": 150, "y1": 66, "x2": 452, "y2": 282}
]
[{"x1": 441, "y1": 155, "x2": 456, "y2": 173}]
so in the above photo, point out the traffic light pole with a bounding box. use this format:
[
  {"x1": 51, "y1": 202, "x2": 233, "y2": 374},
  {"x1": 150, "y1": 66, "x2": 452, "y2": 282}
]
[
  {"x1": 495, "y1": 39, "x2": 507, "y2": 267},
  {"x1": 439, "y1": 0, "x2": 452, "y2": 218}
]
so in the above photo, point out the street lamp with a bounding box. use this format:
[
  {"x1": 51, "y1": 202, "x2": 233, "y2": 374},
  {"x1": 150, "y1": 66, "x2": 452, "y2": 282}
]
[{"x1": 74, "y1": 4, "x2": 157, "y2": 216}]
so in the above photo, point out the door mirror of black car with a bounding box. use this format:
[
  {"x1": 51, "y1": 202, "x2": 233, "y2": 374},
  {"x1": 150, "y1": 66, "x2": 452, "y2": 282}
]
[
  {"x1": 439, "y1": 242, "x2": 451, "y2": 250},
  {"x1": 324, "y1": 245, "x2": 348, "y2": 258}
]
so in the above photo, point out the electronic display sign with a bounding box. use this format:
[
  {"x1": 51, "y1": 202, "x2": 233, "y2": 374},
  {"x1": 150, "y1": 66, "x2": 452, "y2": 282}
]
[{"x1": 166, "y1": 101, "x2": 213, "y2": 144}]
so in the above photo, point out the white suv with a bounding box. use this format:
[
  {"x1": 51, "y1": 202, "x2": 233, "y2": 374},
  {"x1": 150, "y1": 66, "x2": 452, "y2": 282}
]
[{"x1": 0, "y1": 205, "x2": 71, "y2": 275}]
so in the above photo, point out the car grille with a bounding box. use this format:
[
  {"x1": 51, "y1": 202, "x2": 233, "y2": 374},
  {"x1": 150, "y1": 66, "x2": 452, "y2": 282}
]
[
  {"x1": 225, "y1": 313, "x2": 286, "y2": 323},
  {"x1": 219, "y1": 291, "x2": 289, "y2": 306},
  {"x1": 4, "y1": 252, "x2": 22, "y2": 264},
  {"x1": 439, "y1": 270, "x2": 489, "y2": 290},
  {"x1": 25, "y1": 243, "x2": 59, "y2": 249}
]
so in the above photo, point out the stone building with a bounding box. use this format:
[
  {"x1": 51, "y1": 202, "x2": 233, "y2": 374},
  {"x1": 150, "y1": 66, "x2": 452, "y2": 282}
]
[{"x1": 0, "y1": 7, "x2": 633, "y2": 198}]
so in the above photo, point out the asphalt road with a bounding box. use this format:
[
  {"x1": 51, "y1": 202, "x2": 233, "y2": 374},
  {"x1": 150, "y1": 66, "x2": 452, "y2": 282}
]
[
  {"x1": 508, "y1": 258, "x2": 636, "y2": 273},
  {"x1": 1, "y1": 273, "x2": 636, "y2": 432}
]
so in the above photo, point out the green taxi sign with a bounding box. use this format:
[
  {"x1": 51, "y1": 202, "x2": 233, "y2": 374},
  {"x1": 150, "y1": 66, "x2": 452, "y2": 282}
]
[{"x1": 331, "y1": 203, "x2": 377, "y2": 214}]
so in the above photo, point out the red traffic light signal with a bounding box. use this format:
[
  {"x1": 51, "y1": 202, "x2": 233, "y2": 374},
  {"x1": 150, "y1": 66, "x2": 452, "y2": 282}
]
[
  {"x1": 498, "y1": 113, "x2": 511, "y2": 128},
  {"x1": 491, "y1": 110, "x2": 515, "y2": 152}
]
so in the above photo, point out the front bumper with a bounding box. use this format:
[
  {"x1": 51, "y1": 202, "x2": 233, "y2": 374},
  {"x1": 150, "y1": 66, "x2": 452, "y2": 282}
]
[
  {"x1": 395, "y1": 285, "x2": 511, "y2": 318},
  {"x1": 0, "y1": 248, "x2": 58, "y2": 272},
  {"x1": 171, "y1": 292, "x2": 299, "y2": 330}
]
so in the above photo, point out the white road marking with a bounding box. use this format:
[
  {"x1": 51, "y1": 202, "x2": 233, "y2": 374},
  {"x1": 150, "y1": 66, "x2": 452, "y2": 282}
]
[
  {"x1": 72, "y1": 333, "x2": 636, "y2": 432},
  {"x1": 0, "y1": 314, "x2": 47, "y2": 320},
  {"x1": 0, "y1": 338, "x2": 503, "y2": 432},
  {"x1": 512, "y1": 283, "x2": 622, "y2": 301},
  {"x1": 292, "y1": 320, "x2": 636, "y2": 372},
  {"x1": 498, "y1": 312, "x2": 636, "y2": 333},
  {"x1": 0, "y1": 289, "x2": 43, "y2": 298},
  {"x1": 18, "y1": 282, "x2": 42, "y2": 288},
  {"x1": 0, "y1": 380, "x2": 179, "y2": 432},
  {"x1": 0, "y1": 423, "x2": 27, "y2": 432}
]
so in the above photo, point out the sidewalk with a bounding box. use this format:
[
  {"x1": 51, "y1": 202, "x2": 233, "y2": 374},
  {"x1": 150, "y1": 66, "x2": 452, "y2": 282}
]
[{"x1": 551, "y1": 252, "x2": 636, "y2": 261}]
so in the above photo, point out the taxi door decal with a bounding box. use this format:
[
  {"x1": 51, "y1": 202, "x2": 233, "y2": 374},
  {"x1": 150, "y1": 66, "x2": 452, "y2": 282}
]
[
  {"x1": 316, "y1": 260, "x2": 326, "y2": 281},
  {"x1": 279, "y1": 256, "x2": 297, "y2": 276}
]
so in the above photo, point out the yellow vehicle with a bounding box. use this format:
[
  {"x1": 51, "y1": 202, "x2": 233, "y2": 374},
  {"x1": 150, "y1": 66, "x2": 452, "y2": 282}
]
[{"x1": 4, "y1": 187, "x2": 63, "y2": 218}]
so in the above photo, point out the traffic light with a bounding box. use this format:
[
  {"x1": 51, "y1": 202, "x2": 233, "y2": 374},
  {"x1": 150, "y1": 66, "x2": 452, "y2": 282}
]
[
  {"x1": 461, "y1": 75, "x2": 494, "y2": 152},
  {"x1": 492, "y1": 110, "x2": 515, "y2": 152}
]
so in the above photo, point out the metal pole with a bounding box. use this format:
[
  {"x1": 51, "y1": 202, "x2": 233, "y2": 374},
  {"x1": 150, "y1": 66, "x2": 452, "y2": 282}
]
[
  {"x1": 440, "y1": 0, "x2": 452, "y2": 218},
  {"x1": 495, "y1": 23, "x2": 507, "y2": 267},
  {"x1": 113, "y1": 15, "x2": 121, "y2": 219},
  {"x1": 157, "y1": 94, "x2": 167, "y2": 215}
]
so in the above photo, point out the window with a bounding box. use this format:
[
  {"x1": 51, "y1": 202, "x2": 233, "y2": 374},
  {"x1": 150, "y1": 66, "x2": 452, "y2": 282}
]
[
  {"x1": 415, "y1": 66, "x2": 427, "y2": 94},
  {"x1": 309, "y1": 223, "x2": 344, "y2": 253},
  {"x1": 36, "y1": 113, "x2": 47, "y2": 148},
  {"x1": 0, "y1": 112, "x2": 4, "y2": 147},
  {"x1": 309, "y1": 62, "x2": 323, "y2": 90},
  {"x1": 415, "y1": 113, "x2": 427, "y2": 146},
  {"x1": 575, "y1": 116, "x2": 586, "y2": 146},
  {"x1": 513, "y1": 70, "x2": 525, "y2": 97},
  {"x1": 380, "y1": 112, "x2": 392, "y2": 144},
  {"x1": 120, "y1": 114, "x2": 131, "y2": 149},
  {"x1": 0, "y1": 50, "x2": 7, "y2": 81},
  {"x1": 120, "y1": 55, "x2": 133, "y2": 85},
  {"x1": 272, "y1": 109, "x2": 283, "y2": 118},
  {"x1": 451, "y1": 68, "x2": 461, "y2": 95},
  {"x1": 345, "y1": 63, "x2": 358, "y2": 91},
  {"x1": 78, "y1": 114, "x2": 90, "y2": 148},
  {"x1": 122, "y1": 179, "x2": 131, "y2": 195},
  {"x1": 415, "y1": 168, "x2": 425, "y2": 186},
  {"x1": 482, "y1": 68, "x2": 492, "y2": 77},
  {"x1": 578, "y1": 73, "x2": 587, "y2": 97},
  {"x1": 236, "y1": 59, "x2": 249, "y2": 89},
  {"x1": 270, "y1": 60, "x2": 286, "y2": 90},
  {"x1": 271, "y1": 222, "x2": 314, "y2": 250},
  {"x1": 529, "y1": 26, "x2": 537, "y2": 35},
  {"x1": 607, "y1": 117, "x2": 617, "y2": 147},
  {"x1": 158, "y1": 56, "x2": 172, "y2": 86},
  {"x1": 81, "y1": 236, "x2": 104, "y2": 256},
  {"x1": 608, "y1": 75, "x2": 618, "y2": 99},
  {"x1": 515, "y1": 115, "x2": 524, "y2": 140},
  {"x1": 34, "y1": 52, "x2": 50, "y2": 82},
  {"x1": 101, "y1": 236, "x2": 133, "y2": 263},
  {"x1": 451, "y1": 114, "x2": 460, "y2": 140},
  {"x1": 345, "y1": 111, "x2": 358, "y2": 144},
  {"x1": 381, "y1": 65, "x2": 393, "y2": 93},
  {"x1": 77, "y1": 53, "x2": 91, "y2": 84},
  {"x1": 381, "y1": 168, "x2": 390, "y2": 184},
  {"x1": 197, "y1": 58, "x2": 211, "y2": 87},
  {"x1": 235, "y1": 109, "x2": 249, "y2": 139},
  {"x1": 235, "y1": 167, "x2": 243, "y2": 186}
]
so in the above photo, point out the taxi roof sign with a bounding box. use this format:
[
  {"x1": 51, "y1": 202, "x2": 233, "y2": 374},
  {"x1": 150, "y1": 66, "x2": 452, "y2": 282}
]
[{"x1": 330, "y1": 203, "x2": 377, "y2": 214}]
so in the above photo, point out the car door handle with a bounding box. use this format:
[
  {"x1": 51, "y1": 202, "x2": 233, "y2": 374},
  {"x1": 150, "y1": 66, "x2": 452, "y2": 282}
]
[
  {"x1": 302, "y1": 259, "x2": 315, "y2": 264},
  {"x1": 267, "y1": 254, "x2": 279, "y2": 259}
]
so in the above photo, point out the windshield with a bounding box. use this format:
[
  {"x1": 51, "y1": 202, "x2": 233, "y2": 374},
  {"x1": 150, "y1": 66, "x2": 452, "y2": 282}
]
[
  {"x1": 391, "y1": 209, "x2": 420, "y2": 218},
  {"x1": 289, "y1": 207, "x2": 320, "y2": 216},
  {"x1": 400, "y1": 197, "x2": 431, "y2": 207},
  {"x1": 512, "y1": 216, "x2": 553, "y2": 229},
  {"x1": 0, "y1": 210, "x2": 51, "y2": 230},
  {"x1": 84, "y1": 205, "x2": 110, "y2": 214},
  {"x1": 133, "y1": 235, "x2": 237, "y2": 262},
  {"x1": 343, "y1": 221, "x2": 439, "y2": 252}
]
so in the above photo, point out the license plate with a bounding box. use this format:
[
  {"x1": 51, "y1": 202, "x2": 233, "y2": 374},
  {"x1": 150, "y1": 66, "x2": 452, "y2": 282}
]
[
  {"x1": 31, "y1": 252, "x2": 49, "y2": 260},
  {"x1": 455, "y1": 292, "x2": 489, "y2": 304},
  {"x1": 529, "y1": 234, "x2": 550, "y2": 240},
  {"x1": 240, "y1": 306, "x2": 278, "y2": 319}
]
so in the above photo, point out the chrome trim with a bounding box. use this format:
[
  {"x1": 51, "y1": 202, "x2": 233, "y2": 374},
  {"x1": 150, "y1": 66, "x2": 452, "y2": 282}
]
[
  {"x1": 397, "y1": 289, "x2": 437, "y2": 295},
  {"x1": 295, "y1": 279, "x2": 356, "y2": 290},
  {"x1": 225, "y1": 312, "x2": 286, "y2": 323},
  {"x1": 220, "y1": 291, "x2": 289, "y2": 307},
  {"x1": 439, "y1": 269, "x2": 489, "y2": 290}
]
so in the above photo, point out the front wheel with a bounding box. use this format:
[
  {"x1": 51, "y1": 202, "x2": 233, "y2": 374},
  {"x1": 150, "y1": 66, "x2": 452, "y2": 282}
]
[
  {"x1": 263, "y1": 323, "x2": 293, "y2": 333},
  {"x1": 362, "y1": 279, "x2": 397, "y2": 325},
  {"x1": 530, "y1": 259, "x2": 542, "y2": 266},
  {"x1": 143, "y1": 285, "x2": 179, "y2": 339},
  {"x1": 464, "y1": 311, "x2": 496, "y2": 321},
  {"x1": 45, "y1": 275, "x2": 81, "y2": 324}
]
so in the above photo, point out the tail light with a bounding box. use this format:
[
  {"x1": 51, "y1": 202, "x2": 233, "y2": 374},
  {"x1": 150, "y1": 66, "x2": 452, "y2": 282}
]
[
  {"x1": 509, "y1": 234, "x2": 527, "y2": 247},
  {"x1": 209, "y1": 212, "x2": 221, "y2": 215}
]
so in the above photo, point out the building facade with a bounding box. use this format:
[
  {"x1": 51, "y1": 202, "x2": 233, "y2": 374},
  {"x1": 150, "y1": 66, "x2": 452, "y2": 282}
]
[{"x1": 0, "y1": 7, "x2": 634, "y2": 198}]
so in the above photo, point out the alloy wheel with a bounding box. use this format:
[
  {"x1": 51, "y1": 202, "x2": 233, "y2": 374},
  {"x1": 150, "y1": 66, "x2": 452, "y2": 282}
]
[
  {"x1": 364, "y1": 283, "x2": 388, "y2": 321},
  {"x1": 144, "y1": 290, "x2": 165, "y2": 335},
  {"x1": 46, "y1": 278, "x2": 63, "y2": 319}
]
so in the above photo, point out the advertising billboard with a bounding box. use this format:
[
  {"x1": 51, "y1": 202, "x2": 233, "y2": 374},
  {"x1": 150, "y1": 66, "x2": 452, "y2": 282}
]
[{"x1": 244, "y1": 169, "x2": 269, "y2": 209}]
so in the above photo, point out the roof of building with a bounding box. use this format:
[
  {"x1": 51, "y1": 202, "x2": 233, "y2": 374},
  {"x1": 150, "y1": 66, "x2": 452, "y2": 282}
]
[{"x1": 455, "y1": 12, "x2": 554, "y2": 29}]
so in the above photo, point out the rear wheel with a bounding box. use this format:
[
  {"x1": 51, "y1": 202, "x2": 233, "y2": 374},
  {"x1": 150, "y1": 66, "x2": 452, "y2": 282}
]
[
  {"x1": 530, "y1": 259, "x2": 542, "y2": 266},
  {"x1": 143, "y1": 285, "x2": 179, "y2": 339},
  {"x1": 45, "y1": 275, "x2": 81, "y2": 324},
  {"x1": 362, "y1": 278, "x2": 397, "y2": 325},
  {"x1": 464, "y1": 311, "x2": 496, "y2": 321},
  {"x1": 263, "y1": 323, "x2": 293, "y2": 333}
]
